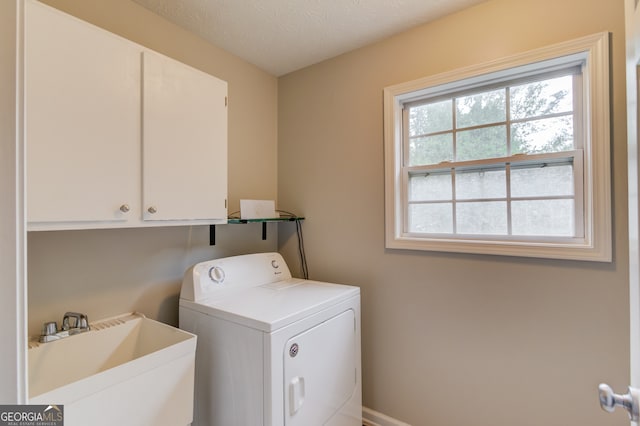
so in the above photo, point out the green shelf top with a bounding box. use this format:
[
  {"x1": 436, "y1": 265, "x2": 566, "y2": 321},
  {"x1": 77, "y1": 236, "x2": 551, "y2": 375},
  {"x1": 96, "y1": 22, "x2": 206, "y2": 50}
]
[{"x1": 227, "y1": 216, "x2": 304, "y2": 224}]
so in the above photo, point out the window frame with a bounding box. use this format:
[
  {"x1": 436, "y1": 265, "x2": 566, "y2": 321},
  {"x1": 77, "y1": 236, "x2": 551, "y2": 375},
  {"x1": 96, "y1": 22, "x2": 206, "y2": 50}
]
[{"x1": 383, "y1": 32, "x2": 611, "y2": 261}]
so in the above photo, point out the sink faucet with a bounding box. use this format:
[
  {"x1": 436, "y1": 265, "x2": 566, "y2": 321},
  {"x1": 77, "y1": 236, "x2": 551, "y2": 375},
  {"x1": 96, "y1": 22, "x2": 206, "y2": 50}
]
[{"x1": 39, "y1": 312, "x2": 90, "y2": 343}]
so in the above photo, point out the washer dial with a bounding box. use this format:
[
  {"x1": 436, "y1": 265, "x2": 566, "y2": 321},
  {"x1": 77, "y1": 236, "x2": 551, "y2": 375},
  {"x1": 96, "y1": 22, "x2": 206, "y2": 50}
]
[{"x1": 208, "y1": 266, "x2": 225, "y2": 284}]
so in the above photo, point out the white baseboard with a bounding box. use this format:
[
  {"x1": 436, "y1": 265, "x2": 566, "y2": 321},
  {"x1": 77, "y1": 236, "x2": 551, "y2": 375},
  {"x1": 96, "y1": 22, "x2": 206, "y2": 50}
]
[{"x1": 362, "y1": 406, "x2": 411, "y2": 426}]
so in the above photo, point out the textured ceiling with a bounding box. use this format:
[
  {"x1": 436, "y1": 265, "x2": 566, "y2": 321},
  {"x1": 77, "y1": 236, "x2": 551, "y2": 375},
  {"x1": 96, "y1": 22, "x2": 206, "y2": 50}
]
[{"x1": 132, "y1": 0, "x2": 486, "y2": 76}]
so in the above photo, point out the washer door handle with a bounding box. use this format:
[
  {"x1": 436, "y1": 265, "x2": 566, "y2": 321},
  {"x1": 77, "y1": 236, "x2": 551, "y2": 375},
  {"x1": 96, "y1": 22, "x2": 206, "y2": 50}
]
[{"x1": 289, "y1": 376, "x2": 305, "y2": 415}]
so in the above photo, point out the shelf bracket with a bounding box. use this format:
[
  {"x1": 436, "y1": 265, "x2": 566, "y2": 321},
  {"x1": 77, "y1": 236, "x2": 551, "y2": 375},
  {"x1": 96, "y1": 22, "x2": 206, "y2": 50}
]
[
  {"x1": 209, "y1": 217, "x2": 304, "y2": 246},
  {"x1": 209, "y1": 222, "x2": 265, "y2": 245}
]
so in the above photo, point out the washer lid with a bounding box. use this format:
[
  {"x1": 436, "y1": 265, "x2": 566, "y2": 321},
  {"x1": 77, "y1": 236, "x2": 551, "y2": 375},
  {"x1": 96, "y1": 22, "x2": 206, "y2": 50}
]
[{"x1": 179, "y1": 278, "x2": 359, "y2": 332}]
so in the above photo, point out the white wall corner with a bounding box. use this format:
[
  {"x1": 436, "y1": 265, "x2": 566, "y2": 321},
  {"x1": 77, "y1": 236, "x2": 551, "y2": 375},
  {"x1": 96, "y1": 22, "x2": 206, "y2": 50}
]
[{"x1": 363, "y1": 406, "x2": 412, "y2": 426}]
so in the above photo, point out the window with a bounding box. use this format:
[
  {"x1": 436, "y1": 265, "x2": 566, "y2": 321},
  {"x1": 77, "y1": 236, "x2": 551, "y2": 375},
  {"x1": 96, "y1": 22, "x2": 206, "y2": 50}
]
[{"x1": 383, "y1": 32, "x2": 611, "y2": 261}]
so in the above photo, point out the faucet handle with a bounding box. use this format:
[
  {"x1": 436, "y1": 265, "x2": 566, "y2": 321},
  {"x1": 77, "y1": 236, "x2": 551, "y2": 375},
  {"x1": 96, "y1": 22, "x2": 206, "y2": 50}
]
[
  {"x1": 42, "y1": 321, "x2": 58, "y2": 336},
  {"x1": 39, "y1": 321, "x2": 60, "y2": 343},
  {"x1": 62, "y1": 312, "x2": 90, "y2": 331}
]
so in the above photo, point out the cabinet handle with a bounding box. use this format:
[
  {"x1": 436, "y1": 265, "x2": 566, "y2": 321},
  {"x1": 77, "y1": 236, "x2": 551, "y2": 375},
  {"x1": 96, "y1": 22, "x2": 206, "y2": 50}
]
[
  {"x1": 147, "y1": 206, "x2": 157, "y2": 214},
  {"x1": 119, "y1": 204, "x2": 130, "y2": 213}
]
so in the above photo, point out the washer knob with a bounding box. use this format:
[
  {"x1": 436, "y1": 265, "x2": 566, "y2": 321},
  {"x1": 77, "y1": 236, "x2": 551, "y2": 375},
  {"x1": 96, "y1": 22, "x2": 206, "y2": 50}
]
[{"x1": 208, "y1": 266, "x2": 225, "y2": 283}]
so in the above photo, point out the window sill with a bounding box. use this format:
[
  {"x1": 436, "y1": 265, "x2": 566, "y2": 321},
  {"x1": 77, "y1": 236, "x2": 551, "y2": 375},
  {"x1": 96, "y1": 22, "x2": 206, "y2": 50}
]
[{"x1": 386, "y1": 234, "x2": 611, "y2": 262}]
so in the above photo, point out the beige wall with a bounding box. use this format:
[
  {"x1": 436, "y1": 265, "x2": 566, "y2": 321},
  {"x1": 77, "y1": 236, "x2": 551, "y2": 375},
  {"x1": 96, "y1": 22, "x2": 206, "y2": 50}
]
[
  {"x1": 278, "y1": 0, "x2": 629, "y2": 425},
  {"x1": 28, "y1": 224, "x2": 279, "y2": 336},
  {"x1": 27, "y1": 0, "x2": 279, "y2": 336}
]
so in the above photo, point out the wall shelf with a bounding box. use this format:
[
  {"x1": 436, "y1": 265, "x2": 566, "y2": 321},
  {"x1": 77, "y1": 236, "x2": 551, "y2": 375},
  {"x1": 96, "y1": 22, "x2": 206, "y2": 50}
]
[{"x1": 209, "y1": 217, "x2": 304, "y2": 245}]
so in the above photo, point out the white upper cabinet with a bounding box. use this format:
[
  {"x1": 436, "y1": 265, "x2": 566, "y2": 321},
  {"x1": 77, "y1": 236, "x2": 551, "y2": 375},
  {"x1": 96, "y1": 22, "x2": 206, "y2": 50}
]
[
  {"x1": 24, "y1": 0, "x2": 228, "y2": 230},
  {"x1": 25, "y1": 0, "x2": 140, "y2": 225},
  {"x1": 142, "y1": 51, "x2": 228, "y2": 222}
]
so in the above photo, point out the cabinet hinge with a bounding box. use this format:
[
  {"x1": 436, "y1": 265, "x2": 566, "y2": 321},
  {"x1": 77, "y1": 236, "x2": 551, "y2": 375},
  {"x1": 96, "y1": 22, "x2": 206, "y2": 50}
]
[{"x1": 225, "y1": 96, "x2": 228, "y2": 107}]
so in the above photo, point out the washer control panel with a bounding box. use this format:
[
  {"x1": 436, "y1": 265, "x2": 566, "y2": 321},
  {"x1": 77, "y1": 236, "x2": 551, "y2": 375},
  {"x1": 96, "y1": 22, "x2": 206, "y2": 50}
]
[{"x1": 181, "y1": 252, "x2": 294, "y2": 301}]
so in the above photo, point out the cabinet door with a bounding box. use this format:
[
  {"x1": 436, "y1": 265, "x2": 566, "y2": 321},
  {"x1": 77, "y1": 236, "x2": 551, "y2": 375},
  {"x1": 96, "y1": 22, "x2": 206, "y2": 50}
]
[
  {"x1": 142, "y1": 51, "x2": 227, "y2": 221},
  {"x1": 25, "y1": 0, "x2": 140, "y2": 225}
]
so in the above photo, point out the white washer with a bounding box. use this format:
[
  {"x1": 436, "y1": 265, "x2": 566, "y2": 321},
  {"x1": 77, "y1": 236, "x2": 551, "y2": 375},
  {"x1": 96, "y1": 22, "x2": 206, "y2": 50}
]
[{"x1": 179, "y1": 252, "x2": 362, "y2": 426}]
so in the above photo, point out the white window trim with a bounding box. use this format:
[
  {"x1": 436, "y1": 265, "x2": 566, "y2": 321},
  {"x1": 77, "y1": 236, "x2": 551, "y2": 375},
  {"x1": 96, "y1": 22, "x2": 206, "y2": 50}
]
[{"x1": 383, "y1": 32, "x2": 611, "y2": 262}]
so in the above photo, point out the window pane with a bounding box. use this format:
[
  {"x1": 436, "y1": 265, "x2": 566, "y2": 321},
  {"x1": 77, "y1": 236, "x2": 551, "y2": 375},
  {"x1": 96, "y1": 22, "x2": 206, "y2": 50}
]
[
  {"x1": 456, "y1": 201, "x2": 507, "y2": 234},
  {"x1": 456, "y1": 126, "x2": 507, "y2": 161},
  {"x1": 409, "y1": 173, "x2": 452, "y2": 201},
  {"x1": 409, "y1": 203, "x2": 453, "y2": 233},
  {"x1": 455, "y1": 169, "x2": 506, "y2": 199},
  {"x1": 511, "y1": 163, "x2": 574, "y2": 197},
  {"x1": 511, "y1": 199, "x2": 574, "y2": 236},
  {"x1": 409, "y1": 100, "x2": 452, "y2": 136},
  {"x1": 456, "y1": 89, "x2": 506, "y2": 129},
  {"x1": 510, "y1": 75, "x2": 573, "y2": 120},
  {"x1": 511, "y1": 115, "x2": 573, "y2": 154},
  {"x1": 409, "y1": 134, "x2": 453, "y2": 166}
]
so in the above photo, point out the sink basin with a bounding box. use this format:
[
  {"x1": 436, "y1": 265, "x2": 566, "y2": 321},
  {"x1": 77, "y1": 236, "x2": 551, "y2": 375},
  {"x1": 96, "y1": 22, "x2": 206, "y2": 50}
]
[{"x1": 28, "y1": 313, "x2": 196, "y2": 426}]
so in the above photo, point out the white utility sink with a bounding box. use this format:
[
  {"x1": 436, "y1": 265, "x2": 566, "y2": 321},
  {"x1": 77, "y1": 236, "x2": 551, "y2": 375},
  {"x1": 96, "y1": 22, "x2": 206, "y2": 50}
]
[{"x1": 28, "y1": 313, "x2": 196, "y2": 426}]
